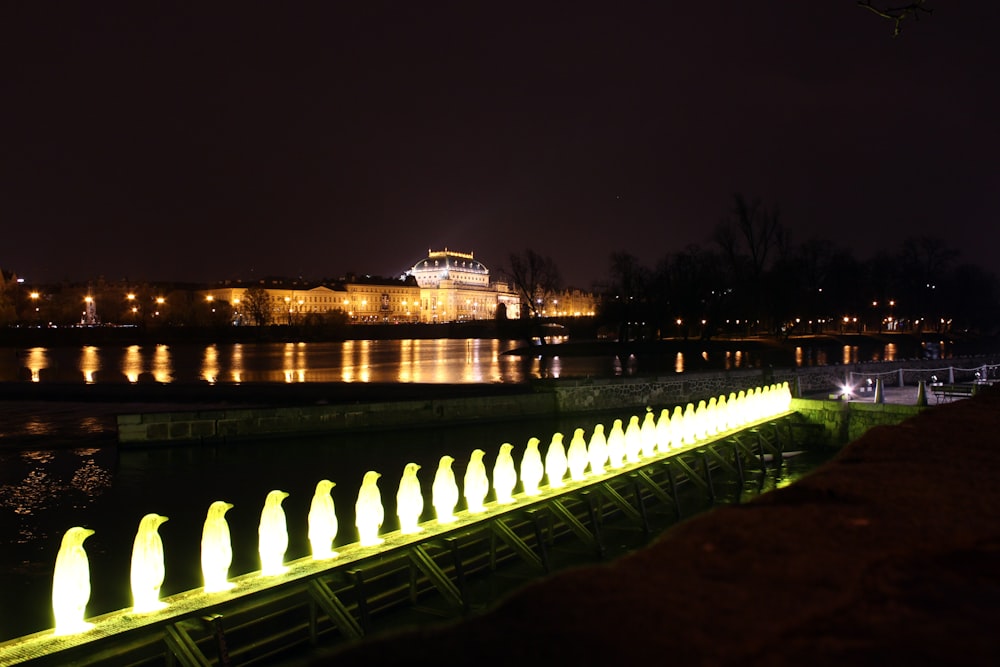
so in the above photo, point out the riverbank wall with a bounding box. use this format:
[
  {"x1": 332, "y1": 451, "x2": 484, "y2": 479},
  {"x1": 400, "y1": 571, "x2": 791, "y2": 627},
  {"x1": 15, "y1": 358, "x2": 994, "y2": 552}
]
[{"x1": 110, "y1": 357, "x2": 988, "y2": 446}]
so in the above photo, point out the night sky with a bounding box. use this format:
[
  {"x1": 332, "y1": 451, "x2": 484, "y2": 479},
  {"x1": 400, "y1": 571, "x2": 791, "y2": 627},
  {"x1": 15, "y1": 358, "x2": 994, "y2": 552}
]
[{"x1": 3, "y1": 2, "x2": 997, "y2": 289}]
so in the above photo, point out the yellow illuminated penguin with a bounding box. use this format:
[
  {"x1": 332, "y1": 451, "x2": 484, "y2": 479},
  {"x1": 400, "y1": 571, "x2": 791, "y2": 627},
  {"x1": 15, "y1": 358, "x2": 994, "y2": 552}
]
[
  {"x1": 492, "y1": 442, "x2": 517, "y2": 504},
  {"x1": 463, "y1": 449, "x2": 489, "y2": 513},
  {"x1": 606, "y1": 418, "x2": 626, "y2": 469},
  {"x1": 202, "y1": 501, "x2": 235, "y2": 593},
  {"x1": 432, "y1": 455, "x2": 459, "y2": 523},
  {"x1": 640, "y1": 408, "x2": 658, "y2": 457},
  {"x1": 130, "y1": 513, "x2": 169, "y2": 613},
  {"x1": 258, "y1": 490, "x2": 290, "y2": 576},
  {"x1": 520, "y1": 436, "x2": 544, "y2": 496},
  {"x1": 355, "y1": 471, "x2": 385, "y2": 546},
  {"x1": 624, "y1": 414, "x2": 642, "y2": 463},
  {"x1": 567, "y1": 427, "x2": 589, "y2": 482},
  {"x1": 396, "y1": 463, "x2": 424, "y2": 534},
  {"x1": 544, "y1": 432, "x2": 567, "y2": 489},
  {"x1": 308, "y1": 479, "x2": 339, "y2": 560},
  {"x1": 671, "y1": 405, "x2": 686, "y2": 447},
  {"x1": 588, "y1": 423, "x2": 609, "y2": 476},
  {"x1": 656, "y1": 408, "x2": 674, "y2": 451},
  {"x1": 52, "y1": 526, "x2": 95, "y2": 635}
]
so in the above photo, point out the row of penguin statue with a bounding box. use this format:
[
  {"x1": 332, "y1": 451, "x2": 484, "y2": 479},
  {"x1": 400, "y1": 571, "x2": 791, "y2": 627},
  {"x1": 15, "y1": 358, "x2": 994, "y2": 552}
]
[{"x1": 51, "y1": 382, "x2": 791, "y2": 635}]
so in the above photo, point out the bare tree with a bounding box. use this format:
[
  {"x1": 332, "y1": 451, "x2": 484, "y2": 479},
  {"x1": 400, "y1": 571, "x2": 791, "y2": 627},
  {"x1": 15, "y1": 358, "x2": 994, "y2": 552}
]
[
  {"x1": 242, "y1": 286, "x2": 272, "y2": 326},
  {"x1": 714, "y1": 194, "x2": 786, "y2": 281},
  {"x1": 505, "y1": 249, "x2": 561, "y2": 319},
  {"x1": 858, "y1": 1, "x2": 933, "y2": 37}
]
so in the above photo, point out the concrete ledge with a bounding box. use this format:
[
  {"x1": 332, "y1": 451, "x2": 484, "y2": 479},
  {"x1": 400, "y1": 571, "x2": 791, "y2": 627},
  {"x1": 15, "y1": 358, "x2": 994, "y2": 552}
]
[{"x1": 118, "y1": 393, "x2": 559, "y2": 445}]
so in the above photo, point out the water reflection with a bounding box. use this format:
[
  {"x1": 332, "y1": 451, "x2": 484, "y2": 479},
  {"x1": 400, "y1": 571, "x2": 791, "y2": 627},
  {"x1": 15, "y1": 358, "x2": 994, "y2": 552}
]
[
  {"x1": 124, "y1": 345, "x2": 142, "y2": 382},
  {"x1": 0, "y1": 337, "x2": 970, "y2": 385},
  {"x1": 202, "y1": 345, "x2": 219, "y2": 384},
  {"x1": 26, "y1": 347, "x2": 47, "y2": 382},
  {"x1": 81, "y1": 346, "x2": 99, "y2": 383},
  {"x1": 153, "y1": 344, "x2": 171, "y2": 383}
]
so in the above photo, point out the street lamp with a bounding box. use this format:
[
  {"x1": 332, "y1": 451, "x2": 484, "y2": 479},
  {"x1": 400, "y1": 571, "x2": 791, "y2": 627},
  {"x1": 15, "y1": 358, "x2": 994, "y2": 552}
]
[{"x1": 29, "y1": 291, "x2": 40, "y2": 325}]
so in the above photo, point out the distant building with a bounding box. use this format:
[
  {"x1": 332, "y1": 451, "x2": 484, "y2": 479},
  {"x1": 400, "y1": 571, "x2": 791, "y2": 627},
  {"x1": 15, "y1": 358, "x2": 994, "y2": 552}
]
[
  {"x1": 198, "y1": 248, "x2": 605, "y2": 324},
  {"x1": 407, "y1": 248, "x2": 520, "y2": 322}
]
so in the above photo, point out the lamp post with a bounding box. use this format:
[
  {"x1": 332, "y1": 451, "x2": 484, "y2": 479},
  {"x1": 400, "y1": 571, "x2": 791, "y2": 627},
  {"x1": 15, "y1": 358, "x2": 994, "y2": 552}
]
[{"x1": 29, "y1": 291, "x2": 40, "y2": 326}]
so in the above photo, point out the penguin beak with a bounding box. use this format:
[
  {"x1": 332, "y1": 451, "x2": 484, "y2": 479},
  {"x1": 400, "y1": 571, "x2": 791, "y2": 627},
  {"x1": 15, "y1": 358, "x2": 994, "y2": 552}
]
[{"x1": 158, "y1": 516, "x2": 169, "y2": 525}]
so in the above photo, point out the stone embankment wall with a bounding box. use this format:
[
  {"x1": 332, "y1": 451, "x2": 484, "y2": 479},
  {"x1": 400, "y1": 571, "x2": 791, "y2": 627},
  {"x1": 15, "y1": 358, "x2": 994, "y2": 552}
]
[
  {"x1": 118, "y1": 355, "x2": 997, "y2": 445},
  {"x1": 117, "y1": 392, "x2": 556, "y2": 445},
  {"x1": 789, "y1": 398, "x2": 924, "y2": 444}
]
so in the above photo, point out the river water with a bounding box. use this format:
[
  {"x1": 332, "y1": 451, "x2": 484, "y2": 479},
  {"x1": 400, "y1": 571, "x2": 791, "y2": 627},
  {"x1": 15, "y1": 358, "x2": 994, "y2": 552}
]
[{"x1": 0, "y1": 335, "x2": 964, "y2": 385}]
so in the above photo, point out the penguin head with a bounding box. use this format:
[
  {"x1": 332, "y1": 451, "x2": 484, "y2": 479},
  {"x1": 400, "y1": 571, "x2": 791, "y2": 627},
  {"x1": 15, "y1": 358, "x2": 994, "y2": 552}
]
[
  {"x1": 594, "y1": 424, "x2": 605, "y2": 434},
  {"x1": 265, "y1": 490, "x2": 289, "y2": 506},
  {"x1": 404, "y1": 462, "x2": 420, "y2": 475},
  {"x1": 440, "y1": 455, "x2": 454, "y2": 467},
  {"x1": 140, "y1": 513, "x2": 169, "y2": 530},
  {"x1": 527, "y1": 437, "x2": 540, "y2": 450},
  {"x1": 208, "y1": 501, "x2": 234, "y2": 518},
  {"x1": 574, "y1": 428, "x2": 584, "y2": 437},
  {"x1": 629, "y1": 416, "x2": 639, "y2": 425},
  {"x1": 363, "y1": 471, "x2": 381, "y2": 485},
  {"x1": 316, "y1": 479, "x2": 336, "y2": 493},
  {"x1": 499, "y1": 443, "x2": 513, "y2": 454},
  {"x1": 62, "y1": 526, "x2": 95, "y2": 547},
  {"x1": 471, "y1": 449, "x2": 485, "y2": 461},
  {"x1": 551, "y1": 433, "x2": 564, "y2": 444}
]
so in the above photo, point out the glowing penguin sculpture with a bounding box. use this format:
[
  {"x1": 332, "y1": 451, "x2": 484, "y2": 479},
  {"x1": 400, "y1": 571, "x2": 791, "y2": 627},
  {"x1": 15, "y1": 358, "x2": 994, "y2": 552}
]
[
  {"x1": 656, "y1": 408, "x2": 674, "y2": 452},
  {"x1": 432, "y1": 455, "x2": 459, "y2": 523},
  {"x1": 520, "y1": 437, "x2": 544, "y2": 496},
  {"x1": 492, "y1": 443, "x2": 518, "y2": 504},
  {"x1": 544, "y1": 432, "x2": 567, "y2": 489},
  {"x1": 463, "y1": 449, "x2": 489, "y2": 513},
  {"x1": 52, "y1": 526, "x2": 95, "y2": 635},
  {"x1": 606, "y1": 418, "x2": 626, "y2": 469},
  {"x1": 694, "y1": 400, "x2": 708, "y2": 441},
  {"x1": 308, "y1": 479, "x2": 339, "y2": 560},
  {"x1": 396, "y1": 462, "x2": 424, "y2": 534},
  {"x1": 680, "y1": 403, "x2": 697, "y2": 445},
  {"x1": 588, "y1": 424, "x2": 609, "y2": 476},
  {"x1": 640, "y1": 408, "x2": 658, "y2": 457},
  {"x1": 567, "y1": 427, "x2": 589, "y2": 482},
  {"x1": 355, "y1": 471, "x2": 385, "y2": 546},
  {"x1": 202, "y1": 501, "x2": 235, "y2": 593},
  {"x1": 706, "y1": 396, "x2": 719, "y2": 436},
  {"x1": 130, "y1": 513, "x2": 169, "y2": 613},
  {"x1": 258, "y1": 490, "x2": 290, "y2": 576},
  {"x1": 623, "y1": 415, "x2": 642, "y2": 463},
  {"x1": 671, "y1": 405, "x2": 686, "y2": 448}
]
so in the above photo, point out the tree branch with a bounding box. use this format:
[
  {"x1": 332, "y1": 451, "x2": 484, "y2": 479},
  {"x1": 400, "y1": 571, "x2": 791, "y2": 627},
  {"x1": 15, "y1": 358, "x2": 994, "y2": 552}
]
[{"x1": 857, "y1": 1, "x2": 933, "y2": 37}]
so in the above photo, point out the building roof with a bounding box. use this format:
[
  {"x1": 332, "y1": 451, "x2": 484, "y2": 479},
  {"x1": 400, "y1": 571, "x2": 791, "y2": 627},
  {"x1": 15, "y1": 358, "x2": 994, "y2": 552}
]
[{"x1": 410, "y1": 248, "x2": 489, "y2": 277}]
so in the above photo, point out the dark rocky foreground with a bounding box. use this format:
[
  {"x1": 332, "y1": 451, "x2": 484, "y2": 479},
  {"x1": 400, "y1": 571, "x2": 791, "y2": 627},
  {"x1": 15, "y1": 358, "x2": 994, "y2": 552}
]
[{"x1": 311, "y1": 386, "x2": 1000, "y2": 666}]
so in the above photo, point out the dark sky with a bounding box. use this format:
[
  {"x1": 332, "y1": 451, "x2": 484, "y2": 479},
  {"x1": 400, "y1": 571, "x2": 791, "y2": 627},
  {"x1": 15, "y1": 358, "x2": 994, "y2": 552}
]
[{"x1": 3, "y1": 2, "x2": 998, "y2": 289}]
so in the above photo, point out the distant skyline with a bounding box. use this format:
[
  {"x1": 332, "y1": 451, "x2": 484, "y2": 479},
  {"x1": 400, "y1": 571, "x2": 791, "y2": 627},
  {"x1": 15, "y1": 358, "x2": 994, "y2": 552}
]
[{"x1": 3, "y1": 2, "x2": 998, "y2": 288}]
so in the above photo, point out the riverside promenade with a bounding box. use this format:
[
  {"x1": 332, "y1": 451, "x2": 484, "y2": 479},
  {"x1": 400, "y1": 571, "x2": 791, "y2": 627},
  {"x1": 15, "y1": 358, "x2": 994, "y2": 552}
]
[{"x1": 313, "y1": 385, "x2": 1000, "y2": 666}]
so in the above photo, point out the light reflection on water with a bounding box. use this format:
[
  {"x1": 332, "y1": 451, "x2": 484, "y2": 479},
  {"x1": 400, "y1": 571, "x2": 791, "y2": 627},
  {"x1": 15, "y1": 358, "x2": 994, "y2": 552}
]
[{"x1": 0, "y1": 338, "x2": 964, "y2": 385}]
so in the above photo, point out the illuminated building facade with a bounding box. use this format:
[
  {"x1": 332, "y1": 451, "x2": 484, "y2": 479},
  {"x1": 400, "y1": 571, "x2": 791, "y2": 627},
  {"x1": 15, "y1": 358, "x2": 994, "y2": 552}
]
[
  {"x1": 199, "y1": 248, "x2": 570, "y2": 324},
  {"x1": 407, "y1": 248, "x2": 521, "y2": 322}
]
